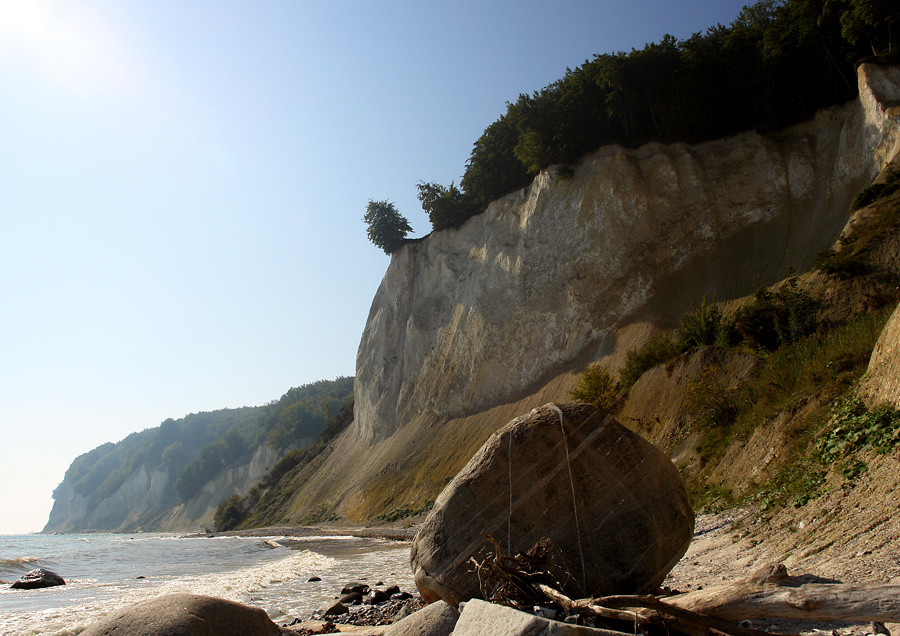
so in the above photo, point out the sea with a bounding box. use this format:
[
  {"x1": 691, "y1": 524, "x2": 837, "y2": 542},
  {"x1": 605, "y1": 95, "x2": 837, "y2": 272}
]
[{"x1": 0, "y1": 531, "x2": 415, "y2": 635}]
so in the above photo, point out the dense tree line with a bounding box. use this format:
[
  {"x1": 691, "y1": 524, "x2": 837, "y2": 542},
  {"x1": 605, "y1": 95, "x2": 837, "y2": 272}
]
[
  {"x1": 380, "y1": 0, "x2": 897, "y2": 242},
  {"x1": 175, "y1": 377, "x2": 353, "y2": 501}
]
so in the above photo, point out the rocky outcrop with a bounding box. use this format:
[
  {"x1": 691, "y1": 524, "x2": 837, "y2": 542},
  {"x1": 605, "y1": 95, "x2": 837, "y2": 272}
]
[
  {"x1": 859, "y1": 300, "x2": 900, "y2": 409},
  {"x1": 410, "y1": 403, "x2": 693, "y2": 606},
  {"x1": 384, "y1": 600, "x2": 458, "y2": 636},
  {"x1": 10, "y1": 568, "x2": 65, "y2": 590}
]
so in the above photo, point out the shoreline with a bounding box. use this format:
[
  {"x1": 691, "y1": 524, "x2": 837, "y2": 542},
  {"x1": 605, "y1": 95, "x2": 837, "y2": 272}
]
[{"x1": 181, "y1": 524, "x2": 419, "y2": 542}]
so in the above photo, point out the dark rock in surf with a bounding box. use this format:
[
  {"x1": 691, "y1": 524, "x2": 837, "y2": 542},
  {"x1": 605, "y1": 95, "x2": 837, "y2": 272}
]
[
  {"x1": 10, "y1": 568, "x2": 65, "y2": 589},
  {"x1": 410, "y1": 402, "x2": 694, "y2": 606},
  {"x1": 339, "y1": 591, "x2": 363, "y2": 605},
  {"x1": 341, "y1": 582, "x2": 369, "y2": 595}
]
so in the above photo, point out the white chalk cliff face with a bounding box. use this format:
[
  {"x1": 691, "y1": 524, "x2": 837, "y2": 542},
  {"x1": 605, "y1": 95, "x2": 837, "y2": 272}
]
[
  {"x1": 44, "y1": 445, "x2": 280, "y2": 533},
  {"x1": 355, "y1": 63, "x2": 900, "y2": 445}
]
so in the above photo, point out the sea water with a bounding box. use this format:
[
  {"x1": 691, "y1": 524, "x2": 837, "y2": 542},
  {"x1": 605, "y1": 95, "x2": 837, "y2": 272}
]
[{"x1": 0, "y1": 532, "x2": 414, "y2": 635}]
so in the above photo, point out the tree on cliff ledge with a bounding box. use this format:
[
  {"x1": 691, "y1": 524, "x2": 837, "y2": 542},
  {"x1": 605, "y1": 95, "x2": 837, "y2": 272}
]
[{"x1": 364, "y1": 199, "x2": 412, "y2": 254}]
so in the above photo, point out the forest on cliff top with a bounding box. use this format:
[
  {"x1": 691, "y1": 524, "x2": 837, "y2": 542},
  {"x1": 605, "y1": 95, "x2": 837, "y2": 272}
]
[{"x1": 368, "y1": 0, "x2": 899, "y2": 246}]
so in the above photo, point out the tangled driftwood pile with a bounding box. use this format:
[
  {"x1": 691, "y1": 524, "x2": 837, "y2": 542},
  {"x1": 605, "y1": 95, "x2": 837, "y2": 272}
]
[{"x1": 472, "y1": 537, "x2": 900, "y2": 636}]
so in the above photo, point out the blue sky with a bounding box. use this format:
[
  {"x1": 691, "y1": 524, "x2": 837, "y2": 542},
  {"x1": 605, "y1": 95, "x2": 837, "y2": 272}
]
[{"x1": 0, "y1": 0, "x2": 750, "y2": 534}]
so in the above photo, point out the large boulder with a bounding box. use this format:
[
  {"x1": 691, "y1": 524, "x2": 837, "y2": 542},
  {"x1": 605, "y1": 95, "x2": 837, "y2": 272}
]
[
  {"x1": 410, "y1": 403, "x2": 694, "y2": 606},
  {"x1": 80, "y1": 593, "x2": 288, "y2": 636},
  {"x1": 10, "y1": 568, "x2": 65, "y2": 589}
]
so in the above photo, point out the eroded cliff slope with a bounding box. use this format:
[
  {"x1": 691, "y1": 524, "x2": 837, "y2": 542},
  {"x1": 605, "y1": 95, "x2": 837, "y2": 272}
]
[{"x1": 265, "y1": 63, "x2": 900, "y2": 525}]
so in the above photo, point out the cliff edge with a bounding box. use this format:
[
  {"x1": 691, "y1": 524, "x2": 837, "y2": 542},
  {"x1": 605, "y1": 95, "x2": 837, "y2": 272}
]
[{"x1": 197, "y1": 64, "x2": 900, "y2": 525}]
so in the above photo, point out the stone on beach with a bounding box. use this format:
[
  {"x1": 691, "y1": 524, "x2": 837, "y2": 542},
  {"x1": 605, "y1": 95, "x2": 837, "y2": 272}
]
[
  {"x1": 320, "y1": 599, "x2": 351, "y2": 616},
  {"x1": 410, "y1": 402, "x2": 694, "y2": 606},
  {"x1": 79, "y1": 592, "x2": 288, "y2": 636},
  {"x1": 10, "y1": 568, "x2": 65, "y2": 589},
  {"x1": 382, "y1": 599, "x2": 458, "y2": 636},
  {"x1": 453, "y1": 598, "x2": 625, "y2": 635}
]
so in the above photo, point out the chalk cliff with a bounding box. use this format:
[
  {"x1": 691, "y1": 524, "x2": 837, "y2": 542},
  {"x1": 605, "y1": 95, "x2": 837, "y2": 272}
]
[
  {"x1": 356, "y1": 63, "x2": 900, "y2": 443},
  {"x1": 45, "y1": 445, "x2": 280, "y2": 533},
  {"x1": 271, "y1": 63, "x2": 900, "y2": 523}
]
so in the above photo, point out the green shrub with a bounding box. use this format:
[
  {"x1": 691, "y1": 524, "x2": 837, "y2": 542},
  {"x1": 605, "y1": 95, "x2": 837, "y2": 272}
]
[
  {"x1": 815, "y1": 246, "x2": 871, "y2": 279},
  {"x1": 619, "y1": 332, "x2": 679, "y2": 389},
  {"x1": 682, "y1": 366, "x2": 740, "y2": 429},
  {"x1": 733, "y1": 278, "x2": 819, "y2": 351},
  {"x1": 849, "y1": 169, "x2": 900, "y2": 211},
  {"x1": 817, "y1": 171, "x2": 900, "y2": 279},
  {"x1": 569, "y1": 364, "x2": 621, "y2": 411},
  {"x1": 260, "y1": 450, "x2": 302, "y2": 489},
  {"x1": 678, "y1": 296, "x2": 739, "y2": 350},
  {"x1": 416, "y1": 182, "x2": 477, "y2": 231},
  {"x1": 363, "y1": 199, "x2": 413, "y2": 254},
  {"x1": 815, "y1": 396, "x2": 900, "y2": 465},
  {"x1": 213, "y1": 494, "x2": 245, "y2": 532}
]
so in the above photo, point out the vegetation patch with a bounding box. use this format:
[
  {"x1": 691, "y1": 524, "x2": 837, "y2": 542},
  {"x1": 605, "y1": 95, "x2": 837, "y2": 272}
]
[
  {"x1": 754, "y1": 454, "x2": 827, "y2": 511},
  {"x1": 179, "y1": 377, "x2": 352, "y2": 502},
  {"x1": 693, "y1": 309, "x2": 889, "y2": 470},
  {"x1": 619, "y1": 332, "x2": 680, "y2": 389},
  {"x1": 849, "y1": 168, "x2": 900, "y2": 212},
  {"x1": 815, "y1": 396, "x2": 900, "y2": 464},
  {"x1": 816, "y1": 179, "x2": 900, "y2": 279},
  {"x1": 568, "y1": 364, "x2": 621, "y2": 410},
  {"x1": 733, "y1": 278, "x2": 819, "y2": 351}
]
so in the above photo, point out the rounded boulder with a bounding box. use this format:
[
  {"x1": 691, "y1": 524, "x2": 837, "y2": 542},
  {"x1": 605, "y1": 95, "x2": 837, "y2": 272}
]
[
  {"x1": 80, "y1": 593, "x2": 287, "y2": 636},
  {"x1": 410, "y1": 402, "x2": 694, "y2": 606}
]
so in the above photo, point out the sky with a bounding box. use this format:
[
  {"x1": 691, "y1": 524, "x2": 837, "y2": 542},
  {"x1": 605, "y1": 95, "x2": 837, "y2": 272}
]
[{"x1": 0, "y1": 0, "x2": 751, "y2": 534}]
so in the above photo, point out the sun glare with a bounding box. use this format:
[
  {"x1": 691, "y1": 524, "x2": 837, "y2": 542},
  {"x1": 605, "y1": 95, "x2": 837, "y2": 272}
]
[{"x1": 0, "y1": 0, "x2": 140, "y2": 100}]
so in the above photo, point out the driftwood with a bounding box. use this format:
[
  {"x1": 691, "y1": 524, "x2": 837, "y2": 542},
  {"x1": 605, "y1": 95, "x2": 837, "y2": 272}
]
[
  {"x1": 472, "y1": 536, "x2": 899, "y2": 634},
  {"x1": 471, "y1": 536, "x2": 786, "y2": 636},
  {"x1": 663, "y1": 563, "x2": 900, "y2": 623},
  {"x1": 541, "y1": 584, "x2": 782, "y2": 636}
]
